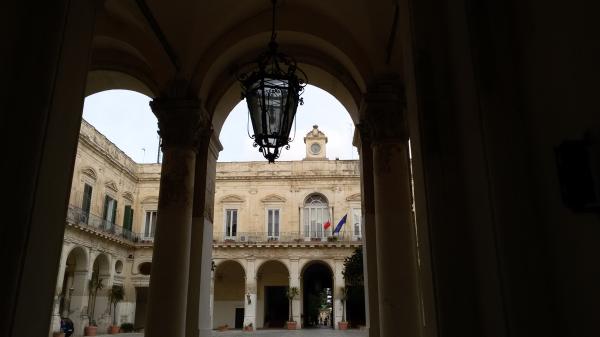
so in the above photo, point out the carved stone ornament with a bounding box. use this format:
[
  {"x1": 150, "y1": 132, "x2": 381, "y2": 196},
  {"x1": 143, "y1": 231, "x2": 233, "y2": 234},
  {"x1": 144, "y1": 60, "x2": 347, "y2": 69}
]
[
  {"x1": 150, "y1": 98, "x2": 211, "y2": 150},
  {"x1": 359, "y1": 77, "x2": 409, "y2": 144}
]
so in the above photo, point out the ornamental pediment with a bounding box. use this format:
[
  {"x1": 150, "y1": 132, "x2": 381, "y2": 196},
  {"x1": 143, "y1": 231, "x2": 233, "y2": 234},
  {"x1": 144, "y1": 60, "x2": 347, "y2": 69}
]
[
  {"x1": 141, "y1": 196, "x2": 158, "y2": 204},
  {"x1": 261, "y1": 194, "x2": 286, "y2": 203},
  {"x1": 81, "y1": 167, "x2": 97, "y2": 181},
  {"x1": 346, "y1": 193, "x2": 361, "y2": 201},
  {"x1": 220, "y1": 194, "x2": 245, "y2": 203},
  {"x1": 122, "y1": 192, "x2": 134, "y2": 202},
  {"x1": 105, "y1": 180, "x2": 118, "y2": 192}
]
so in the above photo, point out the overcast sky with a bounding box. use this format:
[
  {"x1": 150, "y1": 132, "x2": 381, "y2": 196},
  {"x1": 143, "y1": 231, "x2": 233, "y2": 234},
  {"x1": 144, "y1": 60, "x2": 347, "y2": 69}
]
[{"x1": 82, "y1": 85, "x2": 358, "y2": 163}]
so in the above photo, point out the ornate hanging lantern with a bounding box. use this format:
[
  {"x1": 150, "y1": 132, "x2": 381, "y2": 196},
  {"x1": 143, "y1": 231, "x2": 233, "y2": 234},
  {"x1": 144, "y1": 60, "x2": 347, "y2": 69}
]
[{"x1": 237, "y1": 0, "x2": 307, "y2": 163}]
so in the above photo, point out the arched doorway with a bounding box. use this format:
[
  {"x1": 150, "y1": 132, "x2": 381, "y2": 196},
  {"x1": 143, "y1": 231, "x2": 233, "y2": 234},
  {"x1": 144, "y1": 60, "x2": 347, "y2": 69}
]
[
  {"x1": 59, "y1": 246, "x2": 88, "y2": 334},
  {"x1": 89, "y1": 253, "x2": 110, "y2": 329},
  {"x1": 213, "y1": 260, "x2": 245, "y2": 329},
  {"x1": 302, "y1": 261, "x2": 334, "y2": 329},
  {"x1": 256, "y1": 260, "x2": 290, "y2": 328}
]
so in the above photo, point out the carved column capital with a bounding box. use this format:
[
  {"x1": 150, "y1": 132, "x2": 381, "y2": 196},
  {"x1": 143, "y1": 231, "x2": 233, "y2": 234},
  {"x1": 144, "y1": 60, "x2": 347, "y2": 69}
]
[
  {"x1": 359, "y1": 76, "x2": 408, "y2": 144},
  {"x1": 150, "y1": 98, "x2": 212, "y2": 150}
]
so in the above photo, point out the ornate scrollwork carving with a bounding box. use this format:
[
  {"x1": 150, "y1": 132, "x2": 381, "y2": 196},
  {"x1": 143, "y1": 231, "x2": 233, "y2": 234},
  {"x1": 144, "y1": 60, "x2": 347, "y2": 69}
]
[
  {"x1": 150, "y1": 98, "x2": 212, "y2": 150},
  {"x1": 359, "y1": 76, "x2": 408, "y2": 144}
]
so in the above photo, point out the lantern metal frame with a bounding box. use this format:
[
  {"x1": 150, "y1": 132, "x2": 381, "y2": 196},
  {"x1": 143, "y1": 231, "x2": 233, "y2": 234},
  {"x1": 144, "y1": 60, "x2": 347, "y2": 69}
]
[{"x1": 237, "y1": 0, "x2": 307, "y2": 163}]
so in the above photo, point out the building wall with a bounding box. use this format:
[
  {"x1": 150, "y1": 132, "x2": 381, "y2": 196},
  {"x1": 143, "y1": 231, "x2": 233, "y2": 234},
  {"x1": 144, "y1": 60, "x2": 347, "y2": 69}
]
[{"x1": 53, "y1": 120, "x2": 362, "y2": 335}]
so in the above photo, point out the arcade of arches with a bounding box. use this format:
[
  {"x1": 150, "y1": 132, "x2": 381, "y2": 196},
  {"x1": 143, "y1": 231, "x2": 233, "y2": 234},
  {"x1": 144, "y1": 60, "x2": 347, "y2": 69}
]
[{"x1": 4, "y1": 1, "x2": 600, "y2": 337}]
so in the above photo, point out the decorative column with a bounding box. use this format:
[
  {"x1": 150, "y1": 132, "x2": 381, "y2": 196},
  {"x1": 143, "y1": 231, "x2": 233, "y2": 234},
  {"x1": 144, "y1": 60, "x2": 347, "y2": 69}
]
[
  {"x1": 185, "y1": 106, "x2": 212, "y2": 337},
  {"x1": 361, "y1": 77, "x2": 421, "y2": 337},
  {"x1": 333, "y1": 258, "x2": 345, "y2": 329},
  {"x1": 289, "y1": 258, "x2": 301, "y2": 327},
  {"x1": 244, "y1": 258, "x2": 257, "y2": 330},
  {"x1": 354, "y1": 126, "x2": 380, "y2": 337},
  {"x1": 145, "y1": 97, "x2": 202, "y2": 337}
]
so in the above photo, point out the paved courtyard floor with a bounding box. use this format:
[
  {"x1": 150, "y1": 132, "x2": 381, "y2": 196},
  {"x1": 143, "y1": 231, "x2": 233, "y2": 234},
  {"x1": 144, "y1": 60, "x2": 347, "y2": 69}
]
[{"x1": 97, "y1": 328, "x2": 367, "y2": 337}]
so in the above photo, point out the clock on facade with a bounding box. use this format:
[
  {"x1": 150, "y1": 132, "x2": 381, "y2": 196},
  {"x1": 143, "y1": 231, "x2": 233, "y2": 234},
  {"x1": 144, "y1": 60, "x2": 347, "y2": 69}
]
[{"x1": 310, "y1": 143, "x2": 321, "y2": 154}]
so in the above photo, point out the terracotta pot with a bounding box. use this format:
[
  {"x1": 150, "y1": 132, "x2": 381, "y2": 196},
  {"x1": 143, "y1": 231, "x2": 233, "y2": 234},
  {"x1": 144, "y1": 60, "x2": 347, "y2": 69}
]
[
  {"x1": 243, "y1": 325, "x2": 253, "y2": 331},
  {"x1": 109, "y1": 325, "x2": 120, "y2": 334},
  {"x1": 338, "y1": 321, "x2": 349, "y2": 330},
  {"x1": 53, "y1": 332, "x2": 65, "y2": 337},
  {"x1": 84, "y1": 325, "x2": 97, "y2": 336},
  {"x1": 286, "y1": 321, "x2": 297, "y2": 330}
]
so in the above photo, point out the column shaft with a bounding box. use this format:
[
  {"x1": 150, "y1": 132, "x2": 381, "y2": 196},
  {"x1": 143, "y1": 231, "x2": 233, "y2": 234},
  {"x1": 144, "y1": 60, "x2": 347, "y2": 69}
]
[
  {"x1": 244, "y1": 259, "x2": 257, "y2": 329},
  {"x1": 361, "y1": 77, "x2": 421, "y2": 337},
  {"x1": 373, "y1": 142, "x2": 421, "y2": 337},
  {"x1": 146, "y1": 98, "x2": 201, "y2": 337},
  {"x1": 186, "y1": 121, "x2": 212, "y2": 337},
  {"x1": 356, "y1": 127, "x2": 380, "y2": 337}
]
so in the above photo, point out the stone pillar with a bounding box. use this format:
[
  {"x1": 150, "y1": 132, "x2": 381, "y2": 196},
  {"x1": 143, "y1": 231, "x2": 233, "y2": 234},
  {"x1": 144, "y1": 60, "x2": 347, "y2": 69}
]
[
  {"x1": 362, "y1": 78, "x2": 421, "y2": 337},
  {"x1": 333, "y1": 258, "x2": 345, "y2": 329},
  {"x1": 3, "y1": 1, "x2": 97, "y2": 336},
  {"x1": 289, "y1": 258, "x2": 301, "y2": 327},
  {"x1": 185, "y1": 106, "x2": 212, "y2": 337},
  {"x1": 354, "y1": 126, "x2": 380, "y2": 337},
  {"x1": 244, "y1": 258, "x2": 257, "y2": 329},
  {"x1": 145, "y1": 97, "x2": 203, "y2": 337}
]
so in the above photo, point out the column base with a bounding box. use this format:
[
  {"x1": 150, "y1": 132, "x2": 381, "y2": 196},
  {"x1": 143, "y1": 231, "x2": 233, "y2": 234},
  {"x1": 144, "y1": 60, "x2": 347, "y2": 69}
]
[{"x1": 198, "y1": 327, "x2": 212, "y2": 337}]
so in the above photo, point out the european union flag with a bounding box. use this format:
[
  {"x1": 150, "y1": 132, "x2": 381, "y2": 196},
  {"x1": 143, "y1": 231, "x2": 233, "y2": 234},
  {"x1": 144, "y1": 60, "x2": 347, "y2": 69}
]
[{"x1": 333, "y1": 214, "x2": 347, "y2": 234}]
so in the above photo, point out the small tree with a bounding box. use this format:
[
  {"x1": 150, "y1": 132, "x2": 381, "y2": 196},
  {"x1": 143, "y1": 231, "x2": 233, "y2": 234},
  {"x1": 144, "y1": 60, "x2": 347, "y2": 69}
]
[
  {"x1": 108, "y1": 285, "x2": 125, "y2": 326},
  {"x1": 286, "y1": 286, "x2": 300, "y2": 322},
  {"x1": 342, "y1": 247, "x2": 363, "y2": 287},
  {"x1": 87, "y1": 272, "x2": 103, "y2": 326}
]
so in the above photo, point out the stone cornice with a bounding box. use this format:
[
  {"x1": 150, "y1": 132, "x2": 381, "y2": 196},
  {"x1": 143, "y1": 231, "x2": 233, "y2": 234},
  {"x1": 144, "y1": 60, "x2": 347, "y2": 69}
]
[{"x1": 79, "y1": 120, "x2": 139, "y2": 182}]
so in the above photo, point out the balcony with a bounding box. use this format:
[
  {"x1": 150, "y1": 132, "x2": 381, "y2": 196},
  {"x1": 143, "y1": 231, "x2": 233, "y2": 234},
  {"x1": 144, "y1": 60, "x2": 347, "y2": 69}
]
[
  {"x1": 66, "y1": 205, "x2": 143, "y2": 243},
  {"x1": 213, "y1": 231, "x2": 363, "y2": 245}
]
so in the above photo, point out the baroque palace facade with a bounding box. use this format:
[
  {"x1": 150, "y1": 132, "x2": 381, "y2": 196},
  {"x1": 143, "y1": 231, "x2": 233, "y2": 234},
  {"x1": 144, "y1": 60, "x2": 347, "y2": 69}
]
[{"x1": 52, "y1": 120, "x2": 362, "y2": 335}]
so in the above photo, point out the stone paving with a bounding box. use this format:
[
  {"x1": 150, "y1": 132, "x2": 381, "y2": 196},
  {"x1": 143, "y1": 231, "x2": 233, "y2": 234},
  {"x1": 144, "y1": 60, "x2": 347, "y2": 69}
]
[{"x1": 96, "y1": 328, "x2": 367, "y2": 337}]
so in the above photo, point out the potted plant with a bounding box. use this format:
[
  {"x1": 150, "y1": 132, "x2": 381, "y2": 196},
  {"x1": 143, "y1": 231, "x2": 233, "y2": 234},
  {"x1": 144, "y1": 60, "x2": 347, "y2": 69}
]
[
  {"x1": 286, "y1": 286, "x2": 300, "y2": 329},
  {"x1": 243, "y1": 322, "x2": 253, "y2": 331},
  {"x1": 84, "y1": 273, "x2": 103, "y2": 336},
  {"x1": 108, "y1": 284, "x2": 125, "y2": 334},
  {"x1": 338, "y1": 286, "x2": 349, "y2": 330}
]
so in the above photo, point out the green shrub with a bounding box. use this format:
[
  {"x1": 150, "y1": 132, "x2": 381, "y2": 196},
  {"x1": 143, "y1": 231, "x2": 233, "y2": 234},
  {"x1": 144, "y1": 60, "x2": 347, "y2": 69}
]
[{"x1": 120, "y1": 322, "x2": 134, "y2": 332}]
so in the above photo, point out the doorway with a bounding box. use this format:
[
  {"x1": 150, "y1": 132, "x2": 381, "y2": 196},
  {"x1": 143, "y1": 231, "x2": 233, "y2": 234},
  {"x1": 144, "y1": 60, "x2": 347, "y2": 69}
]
[
  {"x1": 302, "y1": 262, "x2": 333, "y2": 328},
  {"x1": 264, "y1": 286, "x2": 288, "y2": 328}
]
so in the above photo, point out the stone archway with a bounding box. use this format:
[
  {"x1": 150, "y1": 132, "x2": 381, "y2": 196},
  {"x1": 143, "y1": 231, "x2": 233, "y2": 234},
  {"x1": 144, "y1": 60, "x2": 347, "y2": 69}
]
[
  {"x1": 60, "y1": 246, "x2": 89, "y2": 334},
  {"x1": 90, "y1": 253, "x2": 111, "y2": 330},
  {"x1": 256, "y1": 260, "x2": 290, "y2": 329},
  {"x1": 213, "y1": 260, "x2": 246, "y2": 330},
  {"x1": 301, "y1": 261, "x2": 334, "y2": 329}
]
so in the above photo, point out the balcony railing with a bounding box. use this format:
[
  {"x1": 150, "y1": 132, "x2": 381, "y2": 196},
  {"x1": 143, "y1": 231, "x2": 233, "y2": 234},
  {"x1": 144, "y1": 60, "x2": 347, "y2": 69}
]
[
  {"x1": 66, "y1": 205, "x2": 142, "y2": 242},
  {"x1": 213, "y1": 231, "x2": 362, "y2": 244}
]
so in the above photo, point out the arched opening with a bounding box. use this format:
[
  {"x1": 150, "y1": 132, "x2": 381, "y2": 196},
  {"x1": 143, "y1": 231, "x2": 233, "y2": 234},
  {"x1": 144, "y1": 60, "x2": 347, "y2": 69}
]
[
  {"x1": 303, "y1": 193, "x2": 331, "y2": 241},
  {"x1": 213, "y1": 260, "x2": 246, "y2": 330},
  {"x1": 256, "y1": 260, "x2": 290, "y2": 329},
  {"x1": 89, "y1": 253, "x2": 110, "y2": 329},
  {"x1": 59, "y1": 247, "x2": 88, "y2": 333},
  {"x1": 302, "y1": 261, "x2": 334, "y2": 329}
]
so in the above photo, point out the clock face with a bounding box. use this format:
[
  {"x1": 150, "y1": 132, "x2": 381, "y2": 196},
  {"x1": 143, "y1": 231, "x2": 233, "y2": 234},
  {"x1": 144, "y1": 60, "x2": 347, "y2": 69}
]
[{"x1": 311, "y1": 143, "x2": 321, "y2": 154}]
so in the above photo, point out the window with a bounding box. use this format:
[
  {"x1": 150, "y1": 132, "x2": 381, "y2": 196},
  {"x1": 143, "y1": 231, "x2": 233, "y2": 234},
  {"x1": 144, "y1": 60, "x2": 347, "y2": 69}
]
[
  {"x1": 267, "y1": 209, "x2": 280, "y2": 238},
  {"x1": 103, "y1": 195, "x2": 117, "y2": 227},
  {"x1": 144, "y1": 210, "x2": 157, "y2": 239},
  {"x1": 123, "y1": 205, "x2": 134, "y2": 231},
  {"x1": 82, "y1": 184, "x2": 93, "y2": 224},
  {"x1": 303, "y1": 194, "x2": 330, "y2": 239},
  {"x1": 352, "y1": 208, "x2": 362, "y2": 239},
  {"x1": 225, "y1": 209, "x2": 238, "y2": 238}
]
